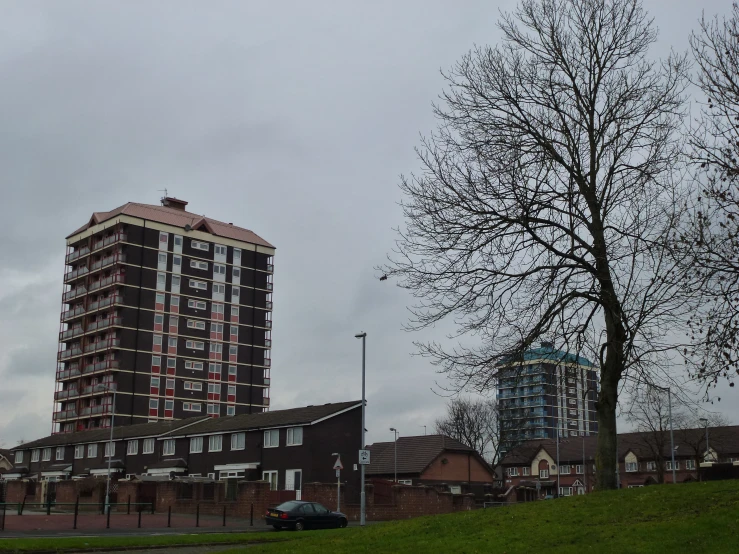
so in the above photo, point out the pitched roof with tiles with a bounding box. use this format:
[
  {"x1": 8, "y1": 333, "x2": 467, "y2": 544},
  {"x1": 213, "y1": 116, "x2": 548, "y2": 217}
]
[
  {"x1": 168, "y1": 401, "x2": 362, "y2": 436},
  {"x1": 67, "y1": 200, "x2": 274, "y2": 248},
  {"x1": 366, "y1": 435, "x2": 485, "y2": 476},
  {"x1": 11, "y1": 417, "x2": 207, "y2": 451},
  {"x1": 500, "y1": 425, "x2": 739, "y2": 466}
]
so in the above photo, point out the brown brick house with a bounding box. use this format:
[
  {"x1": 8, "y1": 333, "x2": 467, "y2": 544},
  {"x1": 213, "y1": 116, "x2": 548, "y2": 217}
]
[
  {"x1": 500, "y1": 425, "x2": 739, "y2": 500},
  {"x1": 366, "y1": 435, "x2": 495, "y2": 495}
]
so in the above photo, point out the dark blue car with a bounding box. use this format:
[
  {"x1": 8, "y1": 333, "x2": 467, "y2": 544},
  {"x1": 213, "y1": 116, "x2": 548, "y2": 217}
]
[{"x1": 265, "y1": 500, "x2": 348, "y2": 531}]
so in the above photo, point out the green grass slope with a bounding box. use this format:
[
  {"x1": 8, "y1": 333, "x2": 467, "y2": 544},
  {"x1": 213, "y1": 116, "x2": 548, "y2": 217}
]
[{"x1": 248, "y1": 480, "x2": 739, "y2": 554}]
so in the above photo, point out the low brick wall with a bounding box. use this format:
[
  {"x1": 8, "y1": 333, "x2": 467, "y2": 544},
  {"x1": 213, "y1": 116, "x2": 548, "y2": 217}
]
[
  {"x1": 156, "y1": 480, "x2": 271, "y2": 519},
  {"x1": 4, "y1": 481, "x2": 28, "y2": 504}
]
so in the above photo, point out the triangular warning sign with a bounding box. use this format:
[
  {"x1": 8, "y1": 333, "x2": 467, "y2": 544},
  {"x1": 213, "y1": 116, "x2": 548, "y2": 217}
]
[{"x1": 333, "y1": 455, "x2": 343, "y2": 470}]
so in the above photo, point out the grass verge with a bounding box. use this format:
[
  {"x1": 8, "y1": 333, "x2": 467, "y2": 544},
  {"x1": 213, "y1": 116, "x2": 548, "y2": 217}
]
[
  {"x1": 243, "y1": 480, "x2": 739, "y2": 554},
  {"x1": 0, "y1": 532, "x2": 280, "y2": 552}
]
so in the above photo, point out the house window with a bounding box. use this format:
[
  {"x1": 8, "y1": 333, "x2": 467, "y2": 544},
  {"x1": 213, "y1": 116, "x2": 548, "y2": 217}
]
[
  {"x1": 188, "y1": 299, "x2": 207, "y2": 310},
  {"x1": 214, "y1": 245, "x2": 227, "y2": 256},
  {"x1": 14, "y1": 451, "x2": 23, "y2": 464},
  {"x1": 154, "y1": 314, "x2": 164, "y2": 325},
  {"x1": 168, "y1": 337, "x2": 177, "y2": 348},
  {"x1": 686, "y1": 460, "x2": 696, "y2": 470},
  {"x1": 208, "y1": 383, "x2": 220, "y2": 394},
  {"x1": 184, "y1": 381, "x2": 203, "y2": 391},
  {"x1": 150, "y1": 398, "x2": 159, "y2": 410},
  {"x1": 231, "y1": 432, "x2": 246, "y2": 450},
  {"x1": 159, "y1": 231, "x2": 169, "y2": 245},
  {"x1": 174, "y1": 236, "x2": 182, "y2": 247},
  {"x1": 213, "y1": 264, "x2": 226, "y2": 275},
  {"x1": 155, "y1": 292, "x2": 165, "y2": 304},
  {"x1": 231, "y1": 306, "x2": 239, "y2": 317},
  {"x1": 191, "y1": 260, "x2": 209, "y2": 270},
  {"x1": 539, "y1": 469, "x2": 549, "y2": 478},
  {"x1": 143, "y1": 438, "x2": 155, "y2": 454},
  {"x1": 158, "y1": 252, "x2": 167, "y2": 265},
  {"x1": 127, "y1": 440, "x2": 138, "y2": 455},
  {"x1": 287, "y1": 427, "x2": 303, "y2": 446},
  {"x1": 188, "y1": 319, "x2": 206, "y2": 330},
  {"x1": 190, "y1": 437, "x2": 203, "y2": 453},
  {"x1": 104, "y1": 442, "x2": 115, "y2": 458},
  {"x1": 189, "y1": 279, "x2": 207, "y2": 291},
  {"x1": 559, "y1": 464, "x2": 570, "y2": 474},
  {"x1": 186, "y1": 340, "x2": 204, "y2": 350},
  {"x1": 264, "y1": 429, "x2": 279, "y2": 448},
  {"x1": 166, "y1": 378, "x2": 175, "y2": 389},
  {"x1": 172, "y1": 275, "x2": 181, "y2": 288},
  {"x1": 208, "y1": 404, "x2": 219, "y2": 415},
  {"x1": 229, "y1": 345, "x2": 237, "y2": 356},
  {"x1": 232, "y1": 267, "x2": 241, "y2": 280},
  {"x1": 522, "y1": 467, "x2": 530, "y2": 476},
  {"x1": 210, "y1": 343, "x2": 223, "y2": 354},
  {"x1": 171, "y1": 296, "x2": 180, "y2": 308},
  {"x1": 232, "y1": 287, "x2": 240, "y2": 299},
  {"x1": 508, "y1": 467, "x2": 519, "y2": 477},
  {"x1": 88, "y1": 444, "x2": 98, "y2": 458},
  {"x1": 165, "y1": 399, "x2": 174, "y2": 411},
  {"x1": 625, "y1": 462, "x2": 638, "y2": 472},
  {"x1": 209, "y1": 363, "x2": 221, "y2": 377},
  {"x1": 666, "y1": 461, "x2": 680, "y2": 470},
  {"x1": 55, "y1": 447, "x2": 65, "y2": 461},
  {"x1": 227, "y1": 405, "x2": 235, "y2": 416},
  {"x1": 559, "y1": 487, "x2": 574, "y2": 497},
  {"x1": 151, "y1": 376, "x2": 160, "y2": 389},
  {"x1": 72, "y1": 445, "x2": 84, "y2": 459},
  {"x1": 185, "y1": 360, "x2": 204, "y2": 371},
  {"x1": 191, "y1": 240, "x2": 209, "y2": 251},
  {"x1": 31, "y1": 449, "x2": 40, "y2": 462},
  {"x1": 42, "y1": 448, "x2": 52, "y2": 461},
  {"x1": 162, "y1": 439, "x2": 175, "y2": 456},
  {"x1": 233, "y1": 248, "x2": 241, "y2": 263},
  {"x1": 229, "y1": 365, "x2": 237, "y2": 378},
  {"x1": 212, "y1": 322, "x2": 224, "y2": 334},
  {"x1": 173, "y1": 255, "x2": 181, "y2": 267},
  {"x1": 209, "y1": 435, "x2": 223, "y2": 452},
  {"x1": 183, "y1": 402, "x2": 202, "y2": 412},
  {"x1": 263, "y1": 470, "x2": 278, "y2": 490},
  {"x1": 157, "y1": 272, "x2": 166, "y2": 288},
  {"x1": 213, "y1": 283, "x2": 225, "y2": 294},
  {"x1": 228, "y1": 384, "x2": 236, "y2": 396},
  {"x1": 576, "y1": 465, "x2": 583, "y2": 474},
  {"x1": 646, "y1": 461, "x2": 656, "y2": 471}
]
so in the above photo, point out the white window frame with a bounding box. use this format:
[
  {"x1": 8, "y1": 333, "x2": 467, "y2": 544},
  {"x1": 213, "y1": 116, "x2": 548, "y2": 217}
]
[
  {"x1": 666, "y1": 461, "x2": 680, "y2": 470},
  {"x1": 186, "y1": 340, "x2": 205, "y2": 350},
  {"x1": 214, "y1": 244, "x2": 227, "y2": 256},
  {"x1": 104, "y1": 442, "x2": 115, "y2": 458},
  {"x1": 228, "y1": 384, "x2": 236, "y2": 396},
  {"x1": 191, "y1": 240, "x2": 209, "y2": 251},
  {"x1": 508, "y1": 467, "x2": 519, "y2": 477},
  {"x1": 189, "y1": 279, "x2": 208, "y2": 291},
  {"x1": 190, "y1": 436, "x2": 203, "y2": 454},
  {"x1": 88, "y1": 444, "x2": 98, "y2": 458},
  {"x1": 42, "y1": 448, "x2": 52, "y2": 461},
  {"x1": 74, "y1": 445, "x2": 84, "y2": 459},
  {"x1": 187, "y1": 319, "x2": 206, "y2": 330},
  {"x1": 213, "y1": 263, "x2": 226, "y2": 275},
  {"x1": 31, "y1": 449, "x2": 40, "y2": 462},
  {"x1": 127, "y1": 440, "x2": 138, "y2": 455},
  {"x1": 190, "y1": 260, "x2": 209, "y2": 271},
  {"x1": 263, "y1": 429, "x2": 279, "y2": 448},
  {"x1": 262, "y1": 470, "x2": 278, "y2": 490},
  {"x1": 55, "y1": 446, "x2": 65, "y2": 461},
  {"x1": 207, "y1": 403, "x2": 219, "y2": 415},
  {"x1": 539, "y1": 469, "x2": 549, "y2": 479},
  {"x1": 185, "y1": 360, "x2": 204, "y2": 371},
  {"x1": 183, "y1": 402, "x2": 202, "y2": 412},
  {"x1": 143, "y1": 438, "x2": 155, "y2": 454},
  {"x1": 625, "y1": 462, "x2": 638, "y2": 473},
  {"x1": 559, "y1": 464, "x2": 570, "y2": 474},
  {"x1": 646, "y1": 461, "x2": 656, "y2": 471},
  {"x1": 227, "y1": 405, "x2": 235, "y2": 416},
  {"x1": 188, "y1": 299, "x2": 207, "y2": 310},
  {"x1": 209, "y1": 435, "x2": 223, "y2": 452},
  {"x1": 228, "y1": 365, "x2": 237, "y2": 378},
  {"x1": 286, "y1": 427, "x2": 303, "y2": 446},
  {"x1": 231, "y1": 432, "x2": 246, "y2": 451},
  {"x1": 14, "y1": 451, "x2": 23, "y2": 464},
  {"x1": 576, "y1": 464, "x2": 583, "y2": 474},
  {"x1": 184, "y1": 381, "x2": 203, "y2": 391},
  {"x1": 686, "y1": 459, "x2": 696, "y2": 470},
  {"x1": 162, "y1": 439, "x2": 176, "y2": 456},
  {"x1": 213, "y1": 283, "x2": 226, "y2": 294},
  {"x1": 522, "y1": 467, "x2": 530, "y2": 476}
]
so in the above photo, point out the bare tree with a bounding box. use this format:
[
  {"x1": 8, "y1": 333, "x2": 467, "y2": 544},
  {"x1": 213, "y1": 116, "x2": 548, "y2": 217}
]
[
  {"x1": 383, "y1": 0, "x2": 689, "y2": 489},
  {"x1": 681, "y1": 4, "x2": 739, "y2": 388},
  {"x1": 435, "y1": 398, "x2": 501, "y2": 465},
  {"x1": 626, "y1": 389, "x2": 687, "y2": 483},
  {"x1": 675, "y1": 413, "x2": 734, "y2": 475}
]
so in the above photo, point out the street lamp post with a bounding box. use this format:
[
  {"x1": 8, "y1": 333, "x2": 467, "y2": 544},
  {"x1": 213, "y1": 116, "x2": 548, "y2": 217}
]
[
  {"x1": 101, "y1": 382, "x2": 117, "y2": 515},
  {"x1": 652, "y1": 384, "x2": 676, "y2": 484},
  {"x1": 389, "y1": 428, "x2": 399, "y2": 482},
  {"x1": 355, "y1": 332, "x2": 367, "y2": 527}
]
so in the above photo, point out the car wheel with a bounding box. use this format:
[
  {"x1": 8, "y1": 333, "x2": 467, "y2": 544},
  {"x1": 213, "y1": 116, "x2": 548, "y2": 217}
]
[
  {"x1": 338, "y1": 518, "x2": 348, "y2": 529},
  {"x1": 273, "y1": 525, "x2": 283, "y2": 531},
  {"x1": 294, "y1": 520, "x2": 305, "y2": 531}
]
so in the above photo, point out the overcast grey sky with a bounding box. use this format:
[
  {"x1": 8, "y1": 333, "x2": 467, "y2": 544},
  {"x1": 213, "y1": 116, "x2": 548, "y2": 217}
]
[{"x1": 0, "y1": 0, "x2": 736, "y2": 447}]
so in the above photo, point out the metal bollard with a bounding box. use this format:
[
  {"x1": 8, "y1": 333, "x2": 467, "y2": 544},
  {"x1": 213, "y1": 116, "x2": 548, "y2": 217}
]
[
  {"x1": 250, "y1": 503, "x2": 253, "y2": 527},
  {"x1": 127, "y1": 496, "x2": 131, "y2": 515},
  {"x1": 137, "y1": 507, "x2": 142, "y2": 529},
  {"x1": 222, "y1": 505, "x2": 226, "y2": 527},
  {"x1": 167, "y1": 506, "x2": 171, "y2": 528},
  {"x1": 1, "y1": 503, "x2": 6, "y2": 531},
  {"x1": 73, "y1": 497, "x2": 79, "y2": 530},
  {"x1": 196, "y1": 503, "x2": 200, "y2": 528},
  {"x1": 46, "y1": 498, "x2": 51, "y2": 516}
]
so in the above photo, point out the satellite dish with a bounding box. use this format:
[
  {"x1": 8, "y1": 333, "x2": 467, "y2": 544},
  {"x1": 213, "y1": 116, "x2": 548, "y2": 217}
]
[{"x1": 184, "y1": 224, "x2": 192, "y2": 232}]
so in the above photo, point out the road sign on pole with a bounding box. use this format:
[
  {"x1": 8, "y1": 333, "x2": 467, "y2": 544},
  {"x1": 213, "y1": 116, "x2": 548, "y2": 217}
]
[
  {"x1": 359, "y1": 449, "x2": 370, "y2": 465},
  {"x1": 333, "y1": 455, "x2": 343, "y2": 470}
]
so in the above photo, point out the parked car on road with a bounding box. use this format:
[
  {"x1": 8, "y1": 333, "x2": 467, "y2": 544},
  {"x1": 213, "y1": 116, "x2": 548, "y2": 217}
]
[{"x1": 265, "y1": 500, "x2": 348, "y2": 531}]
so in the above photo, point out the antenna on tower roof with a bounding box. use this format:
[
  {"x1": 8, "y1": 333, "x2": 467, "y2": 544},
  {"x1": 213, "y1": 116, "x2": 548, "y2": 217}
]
[{"x1": 159, "y1": 189, "x2": 168, "y2": 205}]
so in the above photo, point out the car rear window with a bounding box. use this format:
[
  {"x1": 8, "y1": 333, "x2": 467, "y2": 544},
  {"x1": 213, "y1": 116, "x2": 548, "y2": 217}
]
[{"x1": 275, "y1": 501, "x2": 302, "y2": 511}]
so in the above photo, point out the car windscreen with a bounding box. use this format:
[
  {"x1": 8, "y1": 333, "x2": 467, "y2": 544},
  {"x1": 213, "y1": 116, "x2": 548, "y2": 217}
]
[{"x1": 275, "y1": 501, "x2": 303, "y2": 511}]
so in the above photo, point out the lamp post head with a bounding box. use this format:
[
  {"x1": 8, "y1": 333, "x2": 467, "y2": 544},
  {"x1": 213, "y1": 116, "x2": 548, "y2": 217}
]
[
  {"x1": 355, "y1": 332, "x2": 367, "y2": 339},
  {"x1": 700, "y1": 418, "x2": 708, "y2": 424},
  {"x1": 390, "y1": 427, "x2": 396, "y2": 431}
]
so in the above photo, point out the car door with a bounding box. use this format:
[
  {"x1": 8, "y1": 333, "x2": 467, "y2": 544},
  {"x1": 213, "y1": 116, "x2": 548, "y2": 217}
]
[
  {"x1": 299, "y1": 502, "x2": 317, "y2": 528},
  {"x1": 310, "y1": 502, "x2": 331, "y2": 528}
]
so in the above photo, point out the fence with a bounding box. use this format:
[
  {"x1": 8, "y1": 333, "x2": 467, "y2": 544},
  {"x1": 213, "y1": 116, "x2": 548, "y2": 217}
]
[{"x1": 0, "y1": 498, "x2": 260, "y2": 532}]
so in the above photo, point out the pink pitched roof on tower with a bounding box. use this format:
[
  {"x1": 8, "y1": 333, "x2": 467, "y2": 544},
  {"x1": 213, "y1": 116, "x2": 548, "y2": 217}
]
[{"x1": 67, "y1": 198, "x2": 274, "y2": 249}]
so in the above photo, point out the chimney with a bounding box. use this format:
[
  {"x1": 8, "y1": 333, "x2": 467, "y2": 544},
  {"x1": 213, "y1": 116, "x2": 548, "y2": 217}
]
[{"x1": 161, "y1": 197, "x2": 188, "y2": 211}]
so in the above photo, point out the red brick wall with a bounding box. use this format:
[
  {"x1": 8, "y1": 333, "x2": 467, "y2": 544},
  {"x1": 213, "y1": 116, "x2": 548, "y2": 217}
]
[
  {"x1": 156, "y1": 480, "x2": 271, "y2": 519},
  {"x1": 4, "y1": 481, "x2": 27, "y2": 504},
  {"x1": 422, "y1": 452, "x2": 494, "y2": 483}
]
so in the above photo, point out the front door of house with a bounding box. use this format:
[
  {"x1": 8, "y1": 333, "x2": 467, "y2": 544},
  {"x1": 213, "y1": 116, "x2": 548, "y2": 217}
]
[{"x1": 285, "y1": 469, "x2": 302, "y2": 499}]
